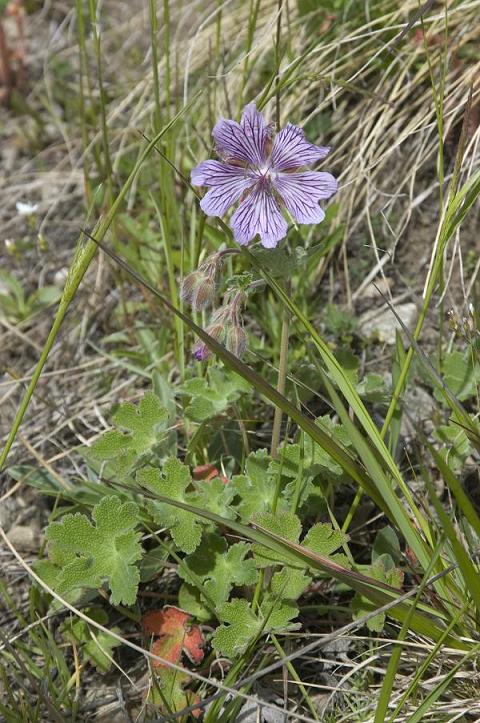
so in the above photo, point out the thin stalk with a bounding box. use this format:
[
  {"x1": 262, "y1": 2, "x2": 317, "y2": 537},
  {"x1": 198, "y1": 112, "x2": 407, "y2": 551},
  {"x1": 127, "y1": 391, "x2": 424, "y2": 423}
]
[
  {"x1": 150, "y1": 193, "x2": 184, "y2": 379},
  {"x1": 239, "y1": 0, "x2": 261, "y2": 112},
  {"x1": 149, "y1": 0, "x2": 162, "y2": 130},
  {"x1": 422, "y1": 8, "x2": 447, "y2": 369},
  {"x1": 271, "y1": 635, "x2": 320, "y2": 722},
  {"x1": 270, "y1": 311, "x2": 289, "y2": 459},
  {"x1": 87, "y1": 0, "x2": 113, "y2": 204},
  {"x1": 290, "y1": 424, "x2": 305, "y2": 513},
  {"x1": 270, "y1": 0, "x2": 286, "y2": 460},
  {"x1": 0, "y1": 21, "x2": 12, "y2": 102},
  {"x1": 163, "y1": 0, "x2": 171, "y2": 114},
  {"x1": 341, "y1": 486, "x2": 363, "y2": 533},
  {"x1": 75, "y1": 0, "x2": 92, "y2": 205}
]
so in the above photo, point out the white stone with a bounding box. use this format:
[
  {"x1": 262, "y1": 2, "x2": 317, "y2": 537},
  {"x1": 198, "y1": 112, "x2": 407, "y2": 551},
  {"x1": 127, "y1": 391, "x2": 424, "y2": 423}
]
[
  {"x1": 359, "y1": 302, "x2": 417, "y2": 345},
  {"x1": 6, "y1": 525, "x2": 40, "y2": 551}
]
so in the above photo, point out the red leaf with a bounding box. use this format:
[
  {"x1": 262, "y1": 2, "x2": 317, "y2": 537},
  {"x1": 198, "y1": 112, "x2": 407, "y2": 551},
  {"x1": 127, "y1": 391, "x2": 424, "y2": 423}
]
[
  {"x1": 142, "y1": 606, "x2": 205, "y2": 668},
  {"x1": 193, "y1": 463, "x2": 219, "y2": 481},
  {"x1": 193, "y1": 463, "x2": 229, "y2": 484}
]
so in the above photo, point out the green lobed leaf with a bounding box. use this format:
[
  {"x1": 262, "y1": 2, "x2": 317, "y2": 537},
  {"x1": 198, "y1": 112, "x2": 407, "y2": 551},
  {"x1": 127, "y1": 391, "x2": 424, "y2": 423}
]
[
  {"x1": 270, "y1": 416, "x2": 351, "y2": 482},
  {"x1": 303, "y1": 522, "x2": 349, "y2": 558},
  {"x1": 353, "y1": 558, "x2": 404, "y2": 632},
  {"x1": 253, "y1": 511, "x2": 303, "y2": 567},
  {"x1": 434, "y1": 423, "x2": 472, "y2": 473},
  {"x1": 270, "y1": 567, "x2": 311, "y2": 601},
  {"x1": 137, "y1": 459, "x2": 203, "y2": 553},
  {"x1": 356, "y1": 373, "x2": 389, "y2": 404},
  {"x1": 211, "y1": 599, "x2": 262, "y2": 658},
  {"x1": 230, "y1": 449, "x2": 282, "y2": 521},
  {"x1": 212, "y1": 575, "x2": 308, "y2": 660},
  {"x1": 260, "y1": 594, "x2": 301, "y2": 632},
  {"x1": 178, "y1": 583, "x2": 213, "y2": 623},
  {"x1": 45, "y1": 496, "x2": 143, "y2": 605},
  {"x1": 87, "y1": 392, "x2": 168, "y2": 476},
  {"x1": 253, "y1": 513, "x2": 348, "y2": 570},
  {"x1": 179, "y1": 532, "x2": 257, "y2": 610},
  {"x1": 436, "y1": 351, "x2": 480, "y2": 403},
  {"x1": 191, "y1": 478, "x2": 237, "y2": 521},
  {"x1": 180, "y1": 368, "x2": 250, "y2": 422}
]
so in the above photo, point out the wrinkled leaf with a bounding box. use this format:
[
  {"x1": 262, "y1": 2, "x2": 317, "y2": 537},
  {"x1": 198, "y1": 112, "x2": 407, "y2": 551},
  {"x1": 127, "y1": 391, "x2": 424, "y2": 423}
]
[
  {"x1": 138, "y1": 459, "x2": 203, "y2": 553},
  {"x1": 45, "y1": 496, "x2": 143, "y2": 605}
]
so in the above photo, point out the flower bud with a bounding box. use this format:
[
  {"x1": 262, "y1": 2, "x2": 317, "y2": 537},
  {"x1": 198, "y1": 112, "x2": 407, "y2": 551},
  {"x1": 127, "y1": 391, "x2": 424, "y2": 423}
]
[
  {"x1": 191, "y1": 275, "x2": 216, "y2": 310},
  {"x1": 225, "y1": 324, "x2": 247, "y2": 358},
  {"x1": 205, "y1": 322, "x2": 226, "y2": 342},
  {"x1": 181, "y1": 270, "x2": 216, "y2": 311},
  {"x1": 193, "y1": 342, "x2": 211, "y2": 361}
]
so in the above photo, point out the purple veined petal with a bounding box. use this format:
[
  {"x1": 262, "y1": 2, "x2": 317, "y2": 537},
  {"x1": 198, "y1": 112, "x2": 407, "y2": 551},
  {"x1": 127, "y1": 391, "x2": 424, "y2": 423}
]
[
  {"x1": 191, "y1": 160, "x2": 256, "y2": 217},
  {"x1": 213, "y1": 104, "x2": 270, "y2": 166},
  {"x1": 273, "y1": 171, "x2": 337, "y2": 224},
  {"x1": 239, "y1": 103, "x2": 271, "y2": 165},
  {"x1": 270, "y1": 123, "x2": 330, "y2": 171},
  {"x1": 231, "y1": 185, "x2": 288, "y2": 248}
]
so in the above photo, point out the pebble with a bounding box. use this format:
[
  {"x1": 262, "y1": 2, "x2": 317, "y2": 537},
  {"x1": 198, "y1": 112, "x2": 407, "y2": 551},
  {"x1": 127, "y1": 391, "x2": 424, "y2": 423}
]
[
  {"x1": 6, "y1": 524, "x2": 41, "y2": 551},
  {"x1": 359, "y1": 302, "x2": 417, "y2": 345}
]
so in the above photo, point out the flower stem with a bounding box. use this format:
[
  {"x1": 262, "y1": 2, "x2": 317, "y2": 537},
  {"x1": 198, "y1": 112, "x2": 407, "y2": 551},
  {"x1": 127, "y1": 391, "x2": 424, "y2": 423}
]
[
  {"x1": 270, "y1": 305, "x2": 289, "y2": 460},
  {"x1": 274, "y1": 0, "x2": 283, "y2": 131},
  {"x1": 270, "y1": 0, "x2": 286, "y2": 462}
]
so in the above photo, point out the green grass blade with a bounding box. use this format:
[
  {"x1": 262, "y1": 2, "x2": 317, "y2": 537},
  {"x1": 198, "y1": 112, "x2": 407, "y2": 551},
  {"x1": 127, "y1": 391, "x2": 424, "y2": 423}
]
[
  {"x1": 0, "y1": 96, "x2": 200, "y2": 471},
  {"x1": 403, "y1": 644, "x2": 480, "y2": 723},
  {"x1": 375, "y1": 539, "x2": 444, "y2": 723},
  {"x1": 427, "y1": 441, "x2": 480, "y2": 539}
]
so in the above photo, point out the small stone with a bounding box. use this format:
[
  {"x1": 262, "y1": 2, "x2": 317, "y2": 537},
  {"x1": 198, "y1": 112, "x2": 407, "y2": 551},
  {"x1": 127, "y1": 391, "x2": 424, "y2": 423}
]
[
  {"x1": 362, "y1": 277, "x2": 393, "y2": 299},
  {"x1": 6, "y1": 525, "x2": 40, "y2": 551},
  {"x1": 54, "y1": 267, "x2": 69, "y2": 286},
  {"x1": 401, "y1": 385, "x2": 436, "y2": 438},
  {"x1": 359, "y1": 302, "x2": 417, "y2": 345}
]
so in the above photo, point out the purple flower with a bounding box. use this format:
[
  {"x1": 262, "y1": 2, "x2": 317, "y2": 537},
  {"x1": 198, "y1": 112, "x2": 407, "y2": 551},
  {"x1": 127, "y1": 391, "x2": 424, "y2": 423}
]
[{"x1": 191, "y1": 103, "x2": 337, "y2": 248}]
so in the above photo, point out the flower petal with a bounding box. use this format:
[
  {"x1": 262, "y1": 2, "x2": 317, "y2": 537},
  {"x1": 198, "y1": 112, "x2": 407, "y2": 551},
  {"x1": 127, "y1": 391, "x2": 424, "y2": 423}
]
[
  {"x1": 213, "y1": 104, "x2": 270, "y2": 166},
  {"x1": 273, "y1": 171, "x2": 337, "y2": 224},
  {"x1": 239, "y1": 103, "x2": 271, "y2": 164},
  {"x1": 271, "y1": 123, "x2": 330, "y2": 171},
  {"x1": 191, "y1": 160, "x2": 256, "y2": 216},
  {"x1": 231, "y1": 186, "x2": 288, "y2": 248}
]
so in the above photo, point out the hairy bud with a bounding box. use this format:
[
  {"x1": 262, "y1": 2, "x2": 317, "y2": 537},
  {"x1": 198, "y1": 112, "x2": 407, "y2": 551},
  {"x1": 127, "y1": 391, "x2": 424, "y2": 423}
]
[
  {"x1": 181, "y1": 270, "x2": 216, "y2": 311},
  {"x1": 205, "y1": 322, "x2": 226, "y2": 342},
  {"x1": 180, "y1": 252, "x2": 230, "y2": 311},
  {"x1": 193, "y1": 342, "x2": 211, "y2": 361},
  {"x1": 225, "y1": 325, "x2": 247, "y2": 358}
]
